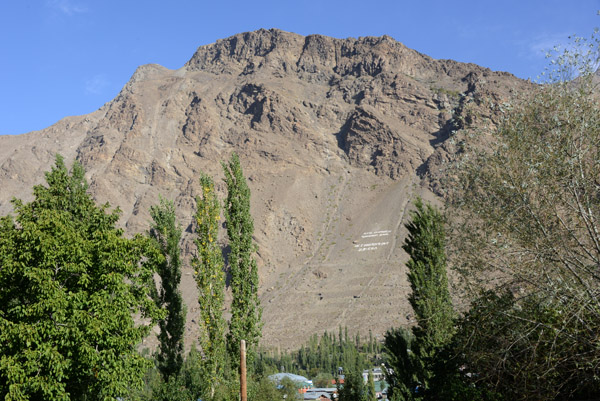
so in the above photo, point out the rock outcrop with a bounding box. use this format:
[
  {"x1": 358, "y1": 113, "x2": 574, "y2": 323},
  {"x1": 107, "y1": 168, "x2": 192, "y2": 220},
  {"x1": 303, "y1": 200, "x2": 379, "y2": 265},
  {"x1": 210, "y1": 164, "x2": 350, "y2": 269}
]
[{"x1": 0, "y1": 29, "x2": 527, "y2": 350}]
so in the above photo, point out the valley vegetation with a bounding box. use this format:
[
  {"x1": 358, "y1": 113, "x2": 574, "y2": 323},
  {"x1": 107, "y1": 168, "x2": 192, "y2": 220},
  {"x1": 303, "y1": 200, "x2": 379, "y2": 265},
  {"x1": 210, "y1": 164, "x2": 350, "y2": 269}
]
[
  {"x1": 1, "y1": 32, "x2": 600, "y2": 401},
  {"x1": 380, "y1": 32, "x2": 600, "y2": 401},
  {"x1": 0, "y1": 153, "x2": 263, "y2": 401}
]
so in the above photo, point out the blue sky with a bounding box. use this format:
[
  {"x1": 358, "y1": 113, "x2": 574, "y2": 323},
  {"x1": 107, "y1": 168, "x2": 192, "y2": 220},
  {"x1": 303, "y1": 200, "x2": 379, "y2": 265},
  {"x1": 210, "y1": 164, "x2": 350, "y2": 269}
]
[{"x1": 1, "y1": 0, "x2": 598, "y2": 136}]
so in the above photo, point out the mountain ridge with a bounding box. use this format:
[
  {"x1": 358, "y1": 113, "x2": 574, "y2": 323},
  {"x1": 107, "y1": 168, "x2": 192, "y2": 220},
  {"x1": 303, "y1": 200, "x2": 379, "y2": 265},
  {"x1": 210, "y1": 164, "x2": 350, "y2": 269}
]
[{"x1": 0, "y1": 28, "x2": 528, "y2": 350}]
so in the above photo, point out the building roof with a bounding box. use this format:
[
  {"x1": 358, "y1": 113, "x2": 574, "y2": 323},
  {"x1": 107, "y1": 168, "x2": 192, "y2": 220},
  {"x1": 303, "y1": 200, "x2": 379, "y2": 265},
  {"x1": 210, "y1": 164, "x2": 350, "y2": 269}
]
[
  {"x1": 269, "y1": 373, "x2": 311, "y2": 383},
  {"x1": 304, "y1": 391, "x2": 333, "y2": 400}
]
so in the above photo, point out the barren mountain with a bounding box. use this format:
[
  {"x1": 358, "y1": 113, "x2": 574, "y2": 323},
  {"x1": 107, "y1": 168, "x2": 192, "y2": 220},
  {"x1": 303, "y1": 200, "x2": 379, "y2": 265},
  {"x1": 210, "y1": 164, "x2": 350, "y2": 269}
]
[{"x1": 0, "y1": 29, "x2": 527, "y2": 350}]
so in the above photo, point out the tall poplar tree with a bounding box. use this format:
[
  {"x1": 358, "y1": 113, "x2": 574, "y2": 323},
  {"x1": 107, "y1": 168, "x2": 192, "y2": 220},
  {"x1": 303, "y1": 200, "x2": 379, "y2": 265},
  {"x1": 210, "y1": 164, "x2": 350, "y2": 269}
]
[
  {"x1": 149, "y1": 197, "x2": 185, "y2": 381},
  {"x1": 385, "y1": 198, "x2": 454, "y2": 400},
  {"x1": 337, "y1": 358, "x2": 366, "y2": 401},
  {"x1": 407, "y1": 198, "x2": 454, "y2": 394},
  {"x1": 383, "y1": 327, "x2": 417, "y2": 401},
  {"x1": 194, "y1": 174, "x2": 227, "y2": 396},
  {"x1": 403, "y1": 198, "x2": 454, "y2": 356},
  {"x1": 367, "y1": 370, "x2": 377, "y2": 401},
  {"x1": 222, "y1": 153, "x2": 262, "y2": 368}
]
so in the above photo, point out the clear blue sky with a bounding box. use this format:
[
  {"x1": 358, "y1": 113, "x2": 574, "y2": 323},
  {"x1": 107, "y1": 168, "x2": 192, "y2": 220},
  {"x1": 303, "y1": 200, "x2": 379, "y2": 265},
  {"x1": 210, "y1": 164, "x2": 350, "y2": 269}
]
[{"x1": 1, "y1": 0, "x2": 598, "y2": 135}]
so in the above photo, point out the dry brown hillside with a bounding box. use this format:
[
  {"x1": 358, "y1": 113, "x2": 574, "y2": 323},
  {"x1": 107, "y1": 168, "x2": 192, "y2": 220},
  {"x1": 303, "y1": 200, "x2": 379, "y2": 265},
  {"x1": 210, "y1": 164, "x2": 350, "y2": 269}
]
[{"x1": 0, "y1": 28, "x2": 528, "y2": 350}]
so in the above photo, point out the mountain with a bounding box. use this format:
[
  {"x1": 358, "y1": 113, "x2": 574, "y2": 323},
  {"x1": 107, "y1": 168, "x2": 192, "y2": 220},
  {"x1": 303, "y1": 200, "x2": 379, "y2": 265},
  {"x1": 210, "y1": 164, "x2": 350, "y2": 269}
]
[{"x1": 0, "y1": 28, "x2": 527, "y2": 350}]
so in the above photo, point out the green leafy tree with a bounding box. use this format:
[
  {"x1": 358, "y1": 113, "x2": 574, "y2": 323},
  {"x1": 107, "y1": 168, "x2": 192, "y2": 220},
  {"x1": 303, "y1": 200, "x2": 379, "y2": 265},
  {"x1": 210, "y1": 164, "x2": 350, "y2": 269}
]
[
  {"x1": 403, "y1": 199, "x2": 454, "y2": 355},
  {"x1": 367, "y1": 370, "x2": 377, "y2": 401},
  {"x1": 255, "y1": 327, "x2": 378, "y2": 380},
  {"x1": 313, "y1": 373, "x2": 334, "y2": 388},
  {"x1": 385, "y1": 199, "x2": 454, "y2": 400},
  {"x1": 337, "y1": 364, "x2": 366, "y2": 401},
  {"x1": 151, "y1": 375, "x2": 195, "y2": 401},
  {"x1": 449, "y1": 31, "x2": 600, "y2": 400},
  {"x1": 180, "y1": 344, "x2": 205, "y2": 398},
  {"x1": 383, "y1": 328, "x2": 417, "y2": 401},
  {"x1": 223, "y1": 153, "x2": 262, "y2": 368},
  {"x1": 277, "y1": 377, "x2": 300, "y2": 401},
  {"x1": 406, "y1": 199, "x2": 454, "y2": 393},
  {"x1": 194, "y1": 174, "x2": 228, "y2": 397},
  {"x1": 0, "y1": 155, "x2": 162, "y2": 400},
  {"x1": 248, "y1": 375, "x2": 283, "y2": 401},
  {"x1": 149, "y1": 197, "x2": 186, "y2": 381}
]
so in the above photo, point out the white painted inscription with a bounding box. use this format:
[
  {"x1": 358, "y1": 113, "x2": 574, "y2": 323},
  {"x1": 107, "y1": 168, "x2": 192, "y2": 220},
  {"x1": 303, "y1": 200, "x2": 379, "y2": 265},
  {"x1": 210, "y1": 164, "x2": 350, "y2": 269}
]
[
  {"x1": 354, "y1": 230, "x2": 392, "y2": 251},
  {"x1": 361, "y1": 230, "x2": 391, "y2": 239},
  {"x1": 354, "y1": 241, "x2": 390, "y2": 252}
]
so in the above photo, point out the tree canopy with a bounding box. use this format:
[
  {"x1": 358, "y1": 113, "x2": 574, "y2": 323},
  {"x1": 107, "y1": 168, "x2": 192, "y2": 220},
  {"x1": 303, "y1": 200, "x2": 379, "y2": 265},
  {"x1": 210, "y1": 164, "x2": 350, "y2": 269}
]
[
  {"x1": 450, "y1": 32, "x2": 600, "y2": 400},
  {"x1": 223, "y1": 153, "x2": 262, "y2": 368},
  {"x1": 403, "y1": 199, "x2": 454, "y2": 354},
  {"x1": 149, "y1": 196, "x2": 185, "y2": 381},
  {"x1": 385, "y1": 199, "x2": 454, "y2": 400},
  {"x1": 194, "y1": 173, "x2": 227, "y2": 397},
  {"x1": 0, "y1": 155, "x2": 162, "y2": 400}
]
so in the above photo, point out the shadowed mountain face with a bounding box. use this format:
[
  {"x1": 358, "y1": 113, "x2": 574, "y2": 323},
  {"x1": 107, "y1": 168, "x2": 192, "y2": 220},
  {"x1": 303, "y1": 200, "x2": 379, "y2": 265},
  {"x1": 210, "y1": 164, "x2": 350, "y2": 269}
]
[{"x1": 0, "y1": 28, "x2": 526, "y2": 350}]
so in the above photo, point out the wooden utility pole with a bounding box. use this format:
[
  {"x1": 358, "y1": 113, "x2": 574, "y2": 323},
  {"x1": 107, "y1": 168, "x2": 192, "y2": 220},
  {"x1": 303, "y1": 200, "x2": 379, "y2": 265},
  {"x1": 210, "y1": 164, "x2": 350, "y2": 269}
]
[{"x1": 240, "y1": 340, "x2": 247, "y2": 401}]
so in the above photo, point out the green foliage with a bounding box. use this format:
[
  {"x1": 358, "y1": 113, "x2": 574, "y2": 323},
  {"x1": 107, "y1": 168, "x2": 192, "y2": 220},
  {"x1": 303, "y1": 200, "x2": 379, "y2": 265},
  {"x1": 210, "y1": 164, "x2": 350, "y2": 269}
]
[
  {"x1": 150, "y1": 374, "x2": 197, "y2": 401},
  {"x1": 452, "y1": 289, "x2": 600, "y2": 401},
  {"x1": 180, "y1": 344, "x2": 205, "y2": 398},
  {"x1": 384, "y1": 199, "x2": 456, "y2": 400},
  {"x1": 247, "y1": 376, "x2": 281, "y2": 401},
  {"x1": 403, "y1": 198, "x2": 455, "y2": 354},
  {"x1": 211, "y1": 377, "x2": 240, "y2": 401},
  {"x1": 149, "y1": 196, "x2": 186, "y2": 381},
  {"x1": 337, "y1": 360, "x2": 366, "y2": 401},
  {"x1": 276, "y1": 377, "x2": 300, "y2": 401},
  {"x1": 384, "y1": 198, "x2": 455, "y2": 400},
  {"x1": 367, "y1": 370, "x2": 377, "y2": 401},
  {"x1": 255, "y1": 327, "x2": 381, "y2": 379},
  {"x1": 223, "y1": 153, "x2": 262, "y2": 368},
  {"x1": 313, "y1": 372, "x2": 334, "y2": 388},
  {"x1": 128, "y1": 345, "x2": 207, "y2": 401},
  {"x1": 194, "y1": 174, "x2": 227, "y2": 397},
  {"x1": 383, "y1": 328, "x2": 417, "y2": 401},
  {"x1": 421, "y1": 330, "x2": 502, "y2": 401},
  {"x1": 450, "y1": 31, "x2": 600, "y2": 400},
  {"x1": 0, "y1": 155, "x2": 162, "y2": 400}
]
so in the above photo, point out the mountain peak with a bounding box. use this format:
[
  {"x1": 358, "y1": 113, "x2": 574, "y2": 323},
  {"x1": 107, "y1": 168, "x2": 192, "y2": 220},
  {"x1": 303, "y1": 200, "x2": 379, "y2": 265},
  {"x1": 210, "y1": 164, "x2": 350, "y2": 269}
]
[
  {"x1": 0, "y1": 29, "x2": 527, "y2": 350},
  {"x1": 183, "y1": 29, "x2": 418, "y2": 79}
]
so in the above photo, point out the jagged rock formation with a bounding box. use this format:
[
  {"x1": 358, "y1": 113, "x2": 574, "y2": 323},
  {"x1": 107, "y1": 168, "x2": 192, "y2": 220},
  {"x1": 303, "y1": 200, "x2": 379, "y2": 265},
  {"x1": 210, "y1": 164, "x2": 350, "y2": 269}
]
[{"x1": 0, "y1": 29, "x2": 527, "y2": 350}]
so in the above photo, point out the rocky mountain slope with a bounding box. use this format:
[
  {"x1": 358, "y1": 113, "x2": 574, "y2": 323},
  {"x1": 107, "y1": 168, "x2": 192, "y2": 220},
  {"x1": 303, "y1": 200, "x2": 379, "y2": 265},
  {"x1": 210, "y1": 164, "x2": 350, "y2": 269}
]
[{"x1": 0, "y1": 29, "x2": 527, "y2": 350}]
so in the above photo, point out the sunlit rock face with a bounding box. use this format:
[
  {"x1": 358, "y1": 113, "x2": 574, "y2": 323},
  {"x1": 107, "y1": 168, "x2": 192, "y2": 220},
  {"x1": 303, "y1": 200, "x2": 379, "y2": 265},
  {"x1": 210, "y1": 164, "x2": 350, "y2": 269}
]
[{"x1": 0, "y1": 28, "x2": 527, "y2": 350}]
